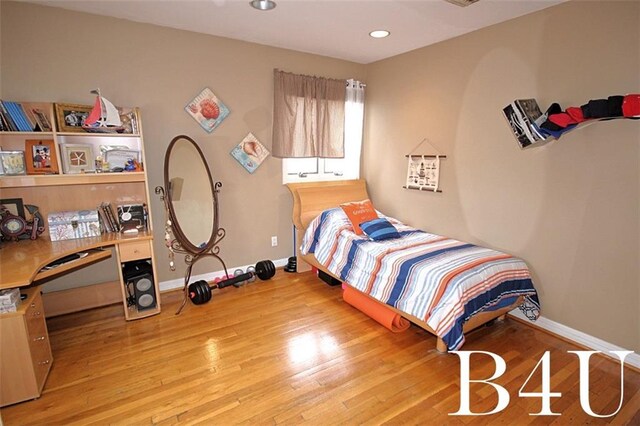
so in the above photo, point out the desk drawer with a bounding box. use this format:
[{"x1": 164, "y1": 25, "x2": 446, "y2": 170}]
[
  {"x1": 119, "y1": 241, "x2": 151, "y2": 261},
  {"x1": 25, "y1": 291, "x2": 52, "y2": 386},
  {"x1": 25, "y1": 291, "x2": 46, "y2": 329}
]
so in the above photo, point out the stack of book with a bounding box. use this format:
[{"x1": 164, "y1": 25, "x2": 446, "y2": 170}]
[
  {"x1": 98, "y1": 202, "x2": 121, "y2": 234},
  {"x1": 0, "y1": 100, "x2": 53, "y2": 132},
  {"x1": 97, "y1": 202, "x2": 148, "y2": 234}
]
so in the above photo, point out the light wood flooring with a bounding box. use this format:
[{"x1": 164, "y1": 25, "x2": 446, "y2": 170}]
[{"x1": 2, "y1": 270, "x2": 639, "y2": 425}]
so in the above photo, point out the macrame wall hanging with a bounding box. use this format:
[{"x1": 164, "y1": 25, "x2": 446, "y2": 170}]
[{"x1": 403, "y1": 138, "x2": 447, "y2": 193}]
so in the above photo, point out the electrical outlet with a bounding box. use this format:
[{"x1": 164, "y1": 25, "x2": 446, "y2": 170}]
[{"x1": 271, "y1": 236, "x2": 278, "y2": 247}]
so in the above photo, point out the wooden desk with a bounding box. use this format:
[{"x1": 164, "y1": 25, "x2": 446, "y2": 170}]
[
  {"x1": 0, "y1": 232, "x2": 161, "y2": 407},
  {"x1": 0, "y1": 232, "x2": 152, "y2": 289}
]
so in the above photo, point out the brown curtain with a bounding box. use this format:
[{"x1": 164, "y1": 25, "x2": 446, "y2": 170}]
[{"x1": 272, "y1": 69, "x2": 346, "y2": 158}]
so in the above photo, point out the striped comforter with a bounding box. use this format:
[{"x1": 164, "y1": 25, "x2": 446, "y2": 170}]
[{"x1": 301, "y1": 208, "x2": 540, "y2": 350}]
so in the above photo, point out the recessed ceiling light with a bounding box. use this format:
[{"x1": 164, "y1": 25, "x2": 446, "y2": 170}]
[
  {"x1": 250, "y1": 0, "x2": 277, "y2": 11},
  {"x1": 369, "y1": 30, "x2": 390, "y2": 39}
]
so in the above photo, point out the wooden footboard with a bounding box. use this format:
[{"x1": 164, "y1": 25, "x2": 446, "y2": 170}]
[{"x1": 286, "y1": 179, "x2": 525, "y2": 352}]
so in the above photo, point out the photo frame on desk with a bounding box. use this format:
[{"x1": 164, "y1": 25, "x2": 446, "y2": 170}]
[
  {"x1": 0, "y1": 198, "x2": 25, "y2": 219},
  {"x1": 54, "y1": 103, "x2": 92, "y2": 133},
  {"x1": 60, "y1": 143, "x2": 95, "y2": 174},
  {"x1": 25, "y1": 139, "x2": 59, "y2": 175}
]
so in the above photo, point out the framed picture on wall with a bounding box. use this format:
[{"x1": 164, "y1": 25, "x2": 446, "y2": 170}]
[
  {"x1": 60, "y1": 143, "x2": 95, "y2": 173},
  {"x1": 184, "y1": 87, "x2": 230, "y2": 133},
  {"x1": 54, "y1": 103, "x2": 92, "y2": 133},
  {"x1": 230, "y1": 133, "x2": 270, "y2": 173},
  {"x1": 25, "y1": 139, "x2": 59, "y2": 175}
]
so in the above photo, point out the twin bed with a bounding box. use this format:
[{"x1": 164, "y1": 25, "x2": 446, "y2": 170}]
[{"x1": 287, "y1": 179, "x2": 539, "y2": 352}]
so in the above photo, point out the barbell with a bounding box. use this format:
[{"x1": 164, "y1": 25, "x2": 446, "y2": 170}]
[{"x1": 188, "y1": 260, "x2": 276, "y2": 305}]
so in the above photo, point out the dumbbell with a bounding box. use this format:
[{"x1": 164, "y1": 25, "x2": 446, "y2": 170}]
[{"x1": 188, "y1": 260, "x2": 276, "y2": 305}]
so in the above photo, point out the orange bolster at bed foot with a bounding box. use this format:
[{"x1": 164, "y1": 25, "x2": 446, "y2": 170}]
[{"x1": 342, "y1": 286, "x2": 410, "y2": 333}]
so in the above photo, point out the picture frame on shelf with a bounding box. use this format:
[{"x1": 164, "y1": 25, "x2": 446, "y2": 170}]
[
  {"x1": 104, "y1": 149, "x2": 141, "y2": 171},
  {"x1": 119, "y1": 108, "x2": 139, "y2": 135},
  {"x1": 29, "y1": 107, "x2": 53, "y2": 132},
  {"x1": 0, "y1": 150, "x2": 27, "y2": 175},
  {"x1": 54, "y1": 103, "x2": 92, "y2": 133},
  {"x1": 25, "y1": 139, "x2": 59, "y2": 175},
  {"x1": 60, "y1": 143, "x2": 95, "y2": 173},
  {"x1": 0, "y1": 198, "x2": 25, "y2": 219}
]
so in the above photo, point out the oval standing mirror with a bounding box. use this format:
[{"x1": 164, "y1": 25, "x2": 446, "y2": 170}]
[{"x1": 164, "y1": 135, "x2": 217, "y2": 254}]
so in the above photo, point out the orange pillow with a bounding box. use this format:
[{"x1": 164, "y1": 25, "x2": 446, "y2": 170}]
[{"x1": 340, "y1": 199, "x2": 378, "y2": 235}]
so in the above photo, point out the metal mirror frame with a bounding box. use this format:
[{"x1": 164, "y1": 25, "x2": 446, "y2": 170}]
[
  {"x1": 156, "y1": 135, "x2": 228, "y2": 314},
  {"x1": 164, "y1": 135, "x2": 218, "y2": 254}
]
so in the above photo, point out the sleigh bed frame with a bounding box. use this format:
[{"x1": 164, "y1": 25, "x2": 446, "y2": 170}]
[{"x1": 286, "y1": 179, "x2": 523, "y2": 352}]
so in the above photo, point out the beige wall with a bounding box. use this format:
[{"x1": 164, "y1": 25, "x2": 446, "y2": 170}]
[
  {"x1": 364, "y1": 1, "x2": 639, "y2": 351},
  {"x1": 2, "y1": 1, "x2": 638, "y2": 352},
  {"x1": 0, "y1": 1, "x2": 365, "y2": 288}
]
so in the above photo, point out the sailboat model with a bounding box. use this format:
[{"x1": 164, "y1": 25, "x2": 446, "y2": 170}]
[{"x1": 82, "y1": 89, "x2": 125, "y2": 133}]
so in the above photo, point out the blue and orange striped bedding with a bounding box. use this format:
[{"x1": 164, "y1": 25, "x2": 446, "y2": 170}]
[{"x1": 301, "y1": 208, "x2": 540, "y2": 350}]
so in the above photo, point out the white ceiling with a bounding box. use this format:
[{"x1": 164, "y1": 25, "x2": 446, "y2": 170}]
[{"x1": 24, "y1": 0, "x2": 565, "y2": 64}]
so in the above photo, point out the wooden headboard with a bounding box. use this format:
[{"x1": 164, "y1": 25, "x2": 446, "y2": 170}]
[{"x1": 286, "y1": 179, "x2": 369, "y2": 231}]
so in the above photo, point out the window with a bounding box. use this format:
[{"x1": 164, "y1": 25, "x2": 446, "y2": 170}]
[{"x1": 282, "y1": 79, "x2": 365, "y2": 183}]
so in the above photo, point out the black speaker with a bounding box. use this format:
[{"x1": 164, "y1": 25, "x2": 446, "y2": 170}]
[{"x1": 122, "y1": 260, "x2": 157, "y2": 311}]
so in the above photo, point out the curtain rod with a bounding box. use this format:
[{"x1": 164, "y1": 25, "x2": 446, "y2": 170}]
[
  {"x1": 347, "y1": 80, "x2": 366, "y2": 88},
  {"x1": 275, "y1": 69, "x2": 366, "y2": 87}
]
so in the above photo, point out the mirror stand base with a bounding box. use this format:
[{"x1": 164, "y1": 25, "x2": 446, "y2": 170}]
[{"x1": 175, "y1": 251, "x2": 229, "y2": 315}]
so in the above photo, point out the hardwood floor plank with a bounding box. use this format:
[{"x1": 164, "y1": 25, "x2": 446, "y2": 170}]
[{"x1": 1, "y1": 271, "x2": 638, "y2": 424}]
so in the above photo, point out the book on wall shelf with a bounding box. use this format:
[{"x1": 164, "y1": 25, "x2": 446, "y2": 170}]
[
  {"x1": 502, "y1": 99, "x2": 547, "y2": 148},
  {"x1": 0, "y1": 100, "x2": 52, "y2": 132},
  {"x1": 0, "y1": 102, "x2": 19, "y2": 131}
]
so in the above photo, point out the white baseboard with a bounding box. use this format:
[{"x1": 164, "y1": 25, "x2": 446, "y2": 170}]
[
  {"x1": 158, "y1": 257, "x2": 289, "y2": 292},
  {"x1": 509, "y1": 310, "x2": 640, "y2": 369}
]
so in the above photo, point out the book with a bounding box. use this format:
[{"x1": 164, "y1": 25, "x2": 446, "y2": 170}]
[
  {"x1": 5, "y1": 102, "x2": 30, "y2": 131},
  {"x1": 100, "y1": 202, "x2": 121, "y2": 233},
  {"x1": 97, "y1": 204, "x2": 113, "y2": 233},
  {"x1": 21, "y1": 105, "x2": 39, "y2": 131},
  {"x1": 16, "y1": 103, "x2": 34, "y2": 131},
  {"x1": 515, "y1": 99, "x2": 544, "y2": 124},
  {"x1": 502, "y1": 103, "x2": 532, "y2": 148},
  {"x1": 2, "y1": 102, "x2": 22, "y2": 131},
  {"x1": 0, "y1": 102, "x2": 18, "y2": 131},
  {"x1": 515, "y1": 99, "x2": 547, "y2": 142},
  {"x1": 107, "y1": 203, "x2": 121, "y2": 232},
  {"x1": 502, "y1": 99, "x2": 549, "y2": 148}
]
